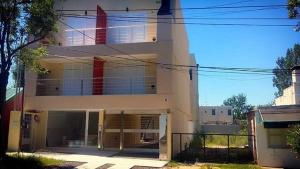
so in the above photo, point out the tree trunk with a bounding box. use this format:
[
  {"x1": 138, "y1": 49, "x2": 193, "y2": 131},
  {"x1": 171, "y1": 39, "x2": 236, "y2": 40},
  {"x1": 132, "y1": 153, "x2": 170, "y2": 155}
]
[{"x1": 0, "y1": 71, "x2": 9, "y2": 158}]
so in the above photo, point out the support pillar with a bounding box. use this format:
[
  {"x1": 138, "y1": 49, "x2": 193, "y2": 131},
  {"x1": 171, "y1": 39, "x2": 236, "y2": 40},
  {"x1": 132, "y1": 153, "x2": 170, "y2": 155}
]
[
  {"x1": 98, "y1": 110, "x2": 105, "y2": 150},
  {"x1": 159, "y1": 112, "x2": 168, "y2": 160},
  {"x1": 120, "y1": 111, "x2": 124, "y2": 151},
  {"x1": 85, "y1": 111, "x2": 89, "y2": 146}
]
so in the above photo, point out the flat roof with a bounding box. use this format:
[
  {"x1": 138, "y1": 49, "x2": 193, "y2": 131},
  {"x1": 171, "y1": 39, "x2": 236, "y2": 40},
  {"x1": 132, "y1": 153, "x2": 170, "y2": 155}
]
[{"x1": 256, "y1": 105, "x2": 300, "y2": 128}]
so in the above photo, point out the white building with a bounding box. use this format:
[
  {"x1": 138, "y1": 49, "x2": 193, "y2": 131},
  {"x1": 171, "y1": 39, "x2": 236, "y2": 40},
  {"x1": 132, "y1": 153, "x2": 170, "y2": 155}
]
[{"x1": 275, "y1": 66, "x2": 300, "y2": 105}]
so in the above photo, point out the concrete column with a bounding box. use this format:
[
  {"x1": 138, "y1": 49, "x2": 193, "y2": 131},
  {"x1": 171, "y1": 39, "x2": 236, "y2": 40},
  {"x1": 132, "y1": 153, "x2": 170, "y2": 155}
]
[
  {"x1": 7, "y1": 111, "x2": 22, "y2": 151},
  {"x1": 167, "y1": 111, "x2": 172, "y2": 160},
  {"x1": 85, "y1": 111, "x2": 89, "y2": 146},
  {"x1": 98, "y1": 110, "x2": 105, "y2": 150},
  {"x1": 159, "y1": 112, "x2": 168, "y2": 160},
  {"x1": 120, "y1": 111, "x2": 124, "y2": 151}
]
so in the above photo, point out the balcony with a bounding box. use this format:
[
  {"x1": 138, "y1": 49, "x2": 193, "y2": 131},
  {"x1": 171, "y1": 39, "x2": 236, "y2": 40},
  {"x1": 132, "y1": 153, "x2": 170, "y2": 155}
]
[
  {"x1": 63, "y1": 24, "x2": 157, "y2": 46},
  {"x1": 36, "y1": 76, "x2": 156, "y2": 96},
  {"x1": 58, "y1": 11, "x2": 157, "y2": 47}
]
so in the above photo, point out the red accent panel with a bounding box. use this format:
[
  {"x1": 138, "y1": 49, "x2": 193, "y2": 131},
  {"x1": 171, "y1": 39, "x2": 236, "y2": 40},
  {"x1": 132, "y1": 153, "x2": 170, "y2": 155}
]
[
  {"x1": 96, "y1": 5, "x2": 107, "y2": 44},
  {"x1": 93, "y1": 57, "x2": 105, "y2": 95},
  {"x1": 3, "y1": 92, "x2": 23, "y2": 149}
]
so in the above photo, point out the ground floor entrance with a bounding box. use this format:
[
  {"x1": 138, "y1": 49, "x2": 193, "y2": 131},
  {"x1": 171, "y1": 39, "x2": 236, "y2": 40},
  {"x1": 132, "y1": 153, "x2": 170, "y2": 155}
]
[{"x1": 45, "y1": 110, "x2": 169, "y2": 160}]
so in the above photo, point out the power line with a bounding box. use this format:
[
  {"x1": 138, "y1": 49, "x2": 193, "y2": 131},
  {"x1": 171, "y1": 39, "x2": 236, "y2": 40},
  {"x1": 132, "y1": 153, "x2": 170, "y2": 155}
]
[
  {"x1": 56, "y1": 4, "x2": 288, "y2": 12},
  {"x1": 56, "y1": 19, "x2": 294, "y2": 75},
  {"x1": 60, "y1": 14, "x2": 296, "y2": 21},
  {"x1": 59, "y1": 15, "x2": 297, "y2": 27},
  {"x1": 184, "y1": 6, "x2": 285, "y2": 17},
  {"x1": 47, "y1": 45, "x2": 292, "y2": 77}
]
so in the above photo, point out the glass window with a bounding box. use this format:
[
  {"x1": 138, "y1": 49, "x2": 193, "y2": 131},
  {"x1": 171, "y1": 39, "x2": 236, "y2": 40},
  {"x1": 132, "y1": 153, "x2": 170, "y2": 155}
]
[
  {"x1": 267, "y1": 128, "x2": 288, "y2": 149},
  {"x1": 228, "y1": 109, "x2": 232, "y2": 116},
  {"x1": 65, "y1": 17, "x2": 96, "y2": 46},
  {"x1": 212, "y1": 109, "x2": 216, "y2": 115}
]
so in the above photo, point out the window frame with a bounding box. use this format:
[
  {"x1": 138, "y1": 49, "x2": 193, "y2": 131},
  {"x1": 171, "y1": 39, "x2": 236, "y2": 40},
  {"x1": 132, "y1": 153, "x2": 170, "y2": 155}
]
[
  {"x1": 212, "y1": 109, "x2": 216, "y2": 116},
  {"x1": 267, "y1": 128, "x2": 289, "y2": 149},
  {"x1": 228, "y1": 109, "x2": 232, "y2": 116}
]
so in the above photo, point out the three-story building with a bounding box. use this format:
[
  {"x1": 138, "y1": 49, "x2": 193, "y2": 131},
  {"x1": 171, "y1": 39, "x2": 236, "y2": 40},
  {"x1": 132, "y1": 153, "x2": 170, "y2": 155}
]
[{"x1": 8, "y1": 0, "x2": 198, "y2": 160}]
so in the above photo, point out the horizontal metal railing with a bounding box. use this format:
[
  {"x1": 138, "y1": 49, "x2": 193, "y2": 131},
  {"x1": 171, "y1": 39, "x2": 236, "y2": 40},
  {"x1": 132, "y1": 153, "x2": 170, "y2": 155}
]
[{"x1": 36, "y1": 76, "x2": 156, "y2": 96}]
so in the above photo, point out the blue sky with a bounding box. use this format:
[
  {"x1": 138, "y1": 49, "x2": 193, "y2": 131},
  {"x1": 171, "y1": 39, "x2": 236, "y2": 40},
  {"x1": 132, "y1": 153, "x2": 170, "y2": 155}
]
[{"x1": 181, "y1": 0, "x2": 300, "y2": 106}]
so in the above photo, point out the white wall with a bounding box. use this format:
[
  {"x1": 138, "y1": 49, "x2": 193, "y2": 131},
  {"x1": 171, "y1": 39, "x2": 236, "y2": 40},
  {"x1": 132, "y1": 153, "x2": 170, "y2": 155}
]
[{"x1": 255, "y1": 124, "x2": 300, "y2": 168}]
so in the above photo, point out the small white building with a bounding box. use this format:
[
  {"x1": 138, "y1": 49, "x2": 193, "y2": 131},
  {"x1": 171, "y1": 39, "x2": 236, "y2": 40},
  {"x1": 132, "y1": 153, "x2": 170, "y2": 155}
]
[
  {"x1": 248, "y1": 106, "x2": 300, "y2": 168},
  {"x1": 198, "y1": 106, "x2": 233, "y2": 125}
]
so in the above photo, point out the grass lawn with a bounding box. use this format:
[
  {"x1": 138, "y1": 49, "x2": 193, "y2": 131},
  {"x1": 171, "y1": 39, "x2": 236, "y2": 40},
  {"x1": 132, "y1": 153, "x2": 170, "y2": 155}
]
[
  {"x1": 166, "y1": 161, "x2": 262, "y2": 169},
  {"x1": 0, "y1": 154, "x2": 63, "y2": 169}
]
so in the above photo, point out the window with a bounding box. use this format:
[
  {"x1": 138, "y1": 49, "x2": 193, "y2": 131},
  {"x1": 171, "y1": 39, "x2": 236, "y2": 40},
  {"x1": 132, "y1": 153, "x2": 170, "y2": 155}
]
[
  {"x1": 107, "y1": 11, "x2": 151, "y2": 44},
  {"x1": 267, "y1": 128, "x2": 289, "y2": 149},
  {"x1": 212, "y1": 109, "x2": 216, "y2": 115},
  {"x1": 228, "y1": 109, "x2": 232, "y2": 116},
  {"x1": 65, "y1": 17, "x2": 96, "y2": 46}
]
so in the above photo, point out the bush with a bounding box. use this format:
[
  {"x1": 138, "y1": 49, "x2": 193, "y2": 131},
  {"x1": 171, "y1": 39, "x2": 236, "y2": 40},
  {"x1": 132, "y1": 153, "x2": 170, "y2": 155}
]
[
  {"x1": 189, "y1": 131, "x2": 204, "y2": 149},
  {"x1": 287, "y1": 124, "x2": 300, "y2": 158}
]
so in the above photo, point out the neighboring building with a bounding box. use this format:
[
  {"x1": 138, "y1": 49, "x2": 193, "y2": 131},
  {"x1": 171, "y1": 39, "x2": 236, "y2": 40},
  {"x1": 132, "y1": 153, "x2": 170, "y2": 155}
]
[
  {"x1": 275, "y1": 66, "x2": 300, "y2": 105},
  {"x1": 248, "y1": 106, "x2": 300, "y2": 168},
  {"x1": 8, "y1": 0, "x2": 198, "y2": 160},
  {"x1": 198, "y1": 106, "x2": 233, "y2": 125},
  {"x1": 197, "y1": 106, "x2": 239, "y2": 134}
]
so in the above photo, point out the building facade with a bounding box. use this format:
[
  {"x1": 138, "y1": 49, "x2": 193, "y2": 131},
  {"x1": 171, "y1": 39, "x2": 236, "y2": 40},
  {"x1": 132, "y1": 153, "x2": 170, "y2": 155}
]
[
  {"x1": 7, "y1": 0, "x2": 198, "y2": 160},
  {"x1": 198, "y1": 106, "x2": 233, "y2": 125},
  {"x1": 197, "y1": 106, "x2": 239, "y2": 134}
]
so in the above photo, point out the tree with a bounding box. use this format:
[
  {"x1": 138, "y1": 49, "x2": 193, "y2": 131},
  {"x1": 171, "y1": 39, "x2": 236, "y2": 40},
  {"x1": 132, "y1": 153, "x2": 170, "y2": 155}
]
[
  {"x1": 288, "y1": 0, "x2": 299, "y2": 18},
  {"x1": 0, "y1": 0, "x2": 57, "y2": 158},
  {"x1": 287, "y1": 124, "x2": 300, "y2": 158},
  {"x1": 287, "y1": 0, "x2": 300, "y2": 31},
  {"x1": 223, "y1": 93, "x2": 253, "y2": 120},
  {"x1": 273, "y1": 44, "x2": 300, "y2": 97}
]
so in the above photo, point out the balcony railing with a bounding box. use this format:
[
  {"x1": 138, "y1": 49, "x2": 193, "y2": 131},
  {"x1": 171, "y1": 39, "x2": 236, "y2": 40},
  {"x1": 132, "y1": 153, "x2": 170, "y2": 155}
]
[
  {"x1": 36, "y1": 76, "x2": 156, "y2": 96},
  {"x1": 63, "y1": 23, "x2": 157, "y2": 46}
]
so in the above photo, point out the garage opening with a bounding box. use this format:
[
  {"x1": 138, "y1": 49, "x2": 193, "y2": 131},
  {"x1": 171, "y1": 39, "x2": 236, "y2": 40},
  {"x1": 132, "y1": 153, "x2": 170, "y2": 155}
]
[
  {"x1": 104, "y1": 113, "x2": 160, "y2": 158},
  {"x1": 47, "y1": 111, "x2": 86, "y2": 147}
]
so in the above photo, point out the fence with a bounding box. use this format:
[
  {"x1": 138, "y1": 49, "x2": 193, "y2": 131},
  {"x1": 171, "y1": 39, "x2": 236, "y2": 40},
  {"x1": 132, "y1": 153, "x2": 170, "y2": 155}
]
[{"x1": 172, "y1": 133, "x2": 255, "y2": 163}]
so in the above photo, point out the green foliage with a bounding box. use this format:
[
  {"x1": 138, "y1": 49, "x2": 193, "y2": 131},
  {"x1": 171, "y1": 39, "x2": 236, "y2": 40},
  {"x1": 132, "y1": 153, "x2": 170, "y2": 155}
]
[
  {"x1": 0, "y1": 154, "x2": 63, "y2": 169},
  {"x1": 207, "y1": 163, "x2": 261, "y2": 169},
  {"x1": 287, "y1": 124, "x2": 300, "y2": 157},
  {"x1": 0, "y1": 0, "x2": 57, "y2": 157},
  {"x1": 223, "y1": 93, "x2": 253, "y2": 120},
  {"x1": 273, "y1": 44, "x2": 300, "y2": 97},
  {"x1": 287, "y1": 0, "x2": 300, "y2": 18},
  {"x1": 19, "y1": 47, "x2": 49, "y2": 74},
  {"x1": 189, "y1": 131, "x2": 204, "y2": 149},
  {"x1": 205, "y1": 135, "x2": 248, "y2": 148}
]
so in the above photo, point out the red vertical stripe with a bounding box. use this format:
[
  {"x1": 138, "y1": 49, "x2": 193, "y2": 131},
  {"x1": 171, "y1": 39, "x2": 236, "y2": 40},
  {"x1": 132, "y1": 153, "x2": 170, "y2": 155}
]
[
  {"x1": 93, "y1": 57, "x2": 105, "y2": 95},
  {"x1": 96, "y1": 5, "x2": 107, "y2": 44}
]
